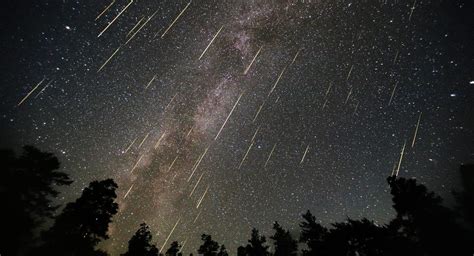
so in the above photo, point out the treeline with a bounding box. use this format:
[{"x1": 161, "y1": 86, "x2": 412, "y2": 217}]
[{"x1": 1, "y1": 146, "x2": 473, "y2": 256}]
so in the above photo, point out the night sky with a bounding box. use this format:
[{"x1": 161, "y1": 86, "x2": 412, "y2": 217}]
[{"x1": 1, "y1": 0, "x2": 473, "y2": 254}]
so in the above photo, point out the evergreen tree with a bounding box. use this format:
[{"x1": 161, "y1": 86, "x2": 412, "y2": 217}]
[
  {"x1": 237, "y1": 246, "x2": 246, "y2": 256},
  {"x1": 36, "y1": 179, "x2": 119, "y2": 256},
  {"x1": 217, "y1": 245, "x2": 228, "y2": 256},
  {"x1": 323, "y1": 218, "x2": 389, "y2": 256},
  {"x1": 299, "y1": 210, "x2": 328, "y2": 255},
  {"x1": 243, "y1": 228, "x2": 269, "y2": 256},
  {"x1": 0, "y1": 146, "x2": 72, "y2": 255},
  {"x1": 166, "y1": 241, "x2": 182, "y2": 256},
  {"x1": 122, "y1": 223, "x2": 160, "y2": 256},
  {"x1": 197, "y1": 234, "x2": 220, "y2": 256},
  {"x1": 455, "y1": 164, "x2": 474, "y2": 232},
  {"x1": 387, "y1": 175, "x2": 471, "y2": 255},
  {"x1": 270, "y1": 222, "x2": 298, "y2": 256}
]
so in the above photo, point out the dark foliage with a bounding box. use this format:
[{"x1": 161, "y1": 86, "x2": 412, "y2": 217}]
[
  {"x1": 36, "y1": 179, "x2": 119, "y2": 256},
  {"x1": 166, "y1": 241, "x2": 183, "y2": 256},
  {"x1": 122, "y1": 223, "x2": 160, "y2": 256},
  {"x1": 0, "y1": 146, "x2": 72, "y2": 255},
  {"x1": 386, "y1": 175, "x2": 472, "y2": 255},
  {"x1": 2, "y1": 145, "x2": 473, "y2": 256},
  {"x1": 197, "y1": 234, "x2": 221, "y2": 256},
  {"x1": 240, "y1": 228, "x2": 270, "y2": 256},
  {"x1": 270, "y1": 222, "x2": 298, "y2": 256},
  {"x1": 217, "y1": 245, "x2": 228, "y2": 256},
  {"x1": 299, "y1": 210, "x2": 328, "y2": 255}
]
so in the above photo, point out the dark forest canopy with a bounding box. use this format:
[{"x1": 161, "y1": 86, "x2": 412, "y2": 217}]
[{"x1": 1, "y1": 146, "x2": 473, "y2": 256}]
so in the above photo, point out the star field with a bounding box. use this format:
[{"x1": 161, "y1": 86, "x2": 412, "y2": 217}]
[{"x1": 1, "y1": 0, "x2": 473, "y2": 254}]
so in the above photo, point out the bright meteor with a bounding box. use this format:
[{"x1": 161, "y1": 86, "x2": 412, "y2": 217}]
[
  {"x1": 198, "y1": 25, "x2": 224, "y2": 60},
  {"x1": 161, "y1": 1, "x2": 191, "y2": 38}
]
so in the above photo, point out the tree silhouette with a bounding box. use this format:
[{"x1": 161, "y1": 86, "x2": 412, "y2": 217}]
[
  {"x1": 241, "y1": 228, "x2": 269, "y2": 256},
  {"x1": 270, "y1": 222, "x2": 298, "y2": 256},
  {"x1": 36, "y1": 179, "x2": 119, "y2": 256},
  {"x1": 237, "y1": 246, "x2": 246, "y2": 256},
  {"x1": 455, "y1": 164, "x2": 474, "y2": 232},
  {"x1": 217, "y1": 245, "x2": 228, "y2": 256},
  {"x1": 166, "y1": 241, "x2": 182, "y2": 256},
  {"x1": 299, "y1": 210, "x2": 328, "y2": 255},
  {"x1": 324, "y1": 218, "x2": 390, "y2": 256},
  {"x1": 0, "y1": 146, "x2": 72, "y2": 255},
  {"x1": 122, "y1": 223, "x2": 160, "y2": 256},
  {"x1": 387, "y1": 175, "x2": 472, "y2": 255},
  {"x1": 197, "y1": 234, "x2": 220, "y2": 256}
]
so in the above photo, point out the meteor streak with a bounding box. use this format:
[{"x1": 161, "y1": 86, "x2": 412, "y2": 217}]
[
  {"x1": 97, "y1": 46, "x2": 121, "y2": 72},
  {"x1": 388, "y1": 82, "x2": 398, "y2": 106},
  {"x1": 253, "y1": 101, "x2": 265, "y2": 123},
  {"x1": 411, "y1": 112, "x2": 422, "y2": 148},
  {"x1": 345, "y1": 87, "x2": 353, "y2": 104},
  {"x1": 300, "y1": 144, "x2": 310, "y2": 164},
  {"x1": 186, "y1": 127, "x2": 193, "y2": 138},
  {"x1": 98, "y1": 0, "x2": 133, "y2": 38},
  {"x1": 322, "y1": 98, "x2": 328, "y2": 109},
  {"x1": 408, "y1": 0, "x2": 417, "y2": 21},
  {"x1": 126, "y1": 17, "x2": 144, "y2": 37},
  {"x1": 187, "y1": 147, "x2": 209, "y2": 182},
  {"x1": 238, "y1": 140, "x2": 254, "y2": 169},
  {"x1": 264, "y1": 143, "x2": 277, "y2": 168},
  {"x1": 250, "y1": 126, "x2": 260, "y2": 143},
  {"x1": 179, "y1": 239, "x2": 188, "y2": 253},
  {"x1": 395, "y1": 140, "x2": 407, "y2": 177},
  {"x1": 124, "y1": 137, "x2": 137, "y2": 153},
  {"x1": 168, "y1": 155, "x2": 179, "y2": 172},
  {"x1": 291, "y1": 48, "x2": 301, "y2": 65},
  {"x1": 17, "y1": 78, "x2": 45, "y2": 107},
  {"x1": 346, "y1": 65, "x2": 354, "y2": 81},
  {"x1": 244, "y1": 46, "x2": 263, "y2": 75},
  {"x1": 275, "y1": 95, "x2": 280, "y2": 103},
  {"x1": 145, "y1": 75, "x2": 157, "y2": 89},
  {"x1": 35, "y1": 79, "x2": 54, "y2": 98},
  {"x1": 324, "y1": 82, "x2": 332, "y2": 98},
  {"x1": 154, "y1": 133, "x2": 166, "y2": 149},
  {"x1": 95, "y1": 0, "x2": 115, "y2": 21},
  {"x1": 214, "y1": 92, "x2": 244, "y2": 141},
  {"x1": 138, "y1": 132, "x2": 150, "y2": 149},
  {"x1": 130, "y1": 155, "x2": 144, "y2": 173},
  {"x1": 125, "y1": 11, "x2": 157, "y2": 44},
  {"x1": 165, "y1": 93, "x2": 178, "y2": 110},
  {"x1": 268, "y1": 66, "x2": 287, "y2": 96},
  {"x1": 161, "y1": 1, "x2": 191, "y2": 38},
  {"x1": 196, "y1": 185, "x2": 209, "y2": 208},
  {"x1": 189, "y1": 171, "x2": 205, "y2": 197},
  {"x1": 193, "y1": 210, "x2": 202, "y2": 224},
  {"x1": 123, "y1": 184, "x2": 134, "y2": 199},
  {"x1": 353, "y1": 101, "x2": 360, "y2": 115},
  {"x1": 393, "y1": 50, "x2": 399, "y2": 64},
  {"x1": 160, "y1": 217, "x2": 181, "y2": 254},
  {"x1": 198, "y1": 25, "x2": 224, "y2": 60}
]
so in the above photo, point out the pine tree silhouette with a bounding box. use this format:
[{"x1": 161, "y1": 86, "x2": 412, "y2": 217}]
[
  {"x1": 270, "y1": 222, "x2": 298, "y2": 256},
  {"x1": 197, "y1": 234, "x2": 220, "y2": 256},
  {"x1": 299, "y1": 210, "x2": 328, "y2": 255},
  {"x1": 455, "y1": 164, "x2": 474, "y2": 233},
  {"x1": 217, "y1": 245, "x2": 228, "y2": 256},
  {"x1": 36, "y1": 179, "x2": 119, "y2": 256},
  {"x1": 242, "y1": 228, "x2": 270, "y2": 256},
  {"x1": 324, "y1": 218, "x2": 389, "y2": 256},
  {"x1": 237, "y1": 246, "x2": 246, "y2": 256},
  {"x1": 122, "y1": 223, "x2": 160, "y2": 256},
  {"x1": 387, "y1": 175, "x2": 471, "y2": 255},
  {"x1": 166, "y1": 241, "x2": 182, "y2": 256},
  {"x1": 0, "y1": 146, "x2": 72, "y2": 256}
]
